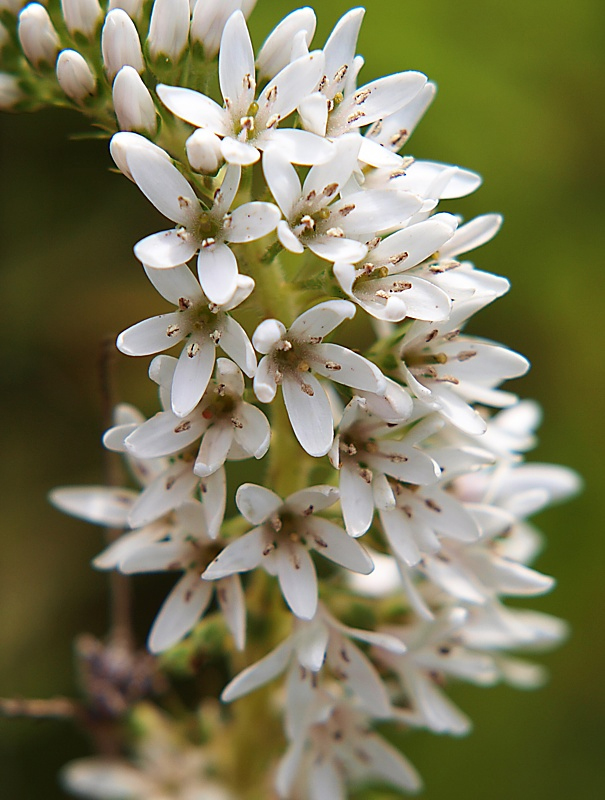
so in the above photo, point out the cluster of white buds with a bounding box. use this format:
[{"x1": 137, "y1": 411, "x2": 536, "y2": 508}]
[{"x1": 1, "y1": 3, "x2": 580, "y2": 799}]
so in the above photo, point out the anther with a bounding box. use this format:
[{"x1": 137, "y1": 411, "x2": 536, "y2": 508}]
[{"x1": 187, "y1": 342, "x2": 200, "y2": 358}]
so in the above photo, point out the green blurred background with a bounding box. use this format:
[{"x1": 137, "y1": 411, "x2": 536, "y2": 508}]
[{"x1": 0, "y1": 0, "x2": 603, "y2": 797}]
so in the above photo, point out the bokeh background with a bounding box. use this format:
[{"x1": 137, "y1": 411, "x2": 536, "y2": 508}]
[{"x1": 0, "y1": 0, "x2": 603, "y2": 797}]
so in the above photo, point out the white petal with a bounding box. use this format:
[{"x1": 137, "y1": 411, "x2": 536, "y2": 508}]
[
  {"x1": 50, "y1": 487, "x2": 136, "y2": 527},
  {"x1": 126, "y1": 146, "x2": 199, "y2": 225},
  {"x1": 234, "y1": 402, "x2": 271, "y2": 458},
  {"x1": 379, "y1": 507, "x2": 422, "y2": 566},
  {"x1": 337, "y1": 189, "x2": 421, "y2": 235},
  {"x1": 337, "y1": 72, "x2": 426, "y2": 128},
  {"x1": 120, "y1": 540, "x2": 187, "y2": 573},
  {"x1": 220, "y1": 136, "x2": 260, "y2": 166},
  {"x1": 298, "y1": 92, "x2": 328, "y2": 136},
  {"x1": 282, "y1": 373, "x2": 334, "y2": 457},
  {"x1": 148, "y1": 572, "x2": 214, "y2": 653},
  {"x1": 156, "y1": 84, "x2": 229, "y2": 135},
  {"x1": 203, "y1": 526, "x2": 266, "y2": 579},
  {"x1": 235, "y1": 483, "x2": 282, "y2": 524},
  {"x1": 289, "y1": 299, "x2": 355, "y2": 340},
  {"x1": 276, "y1": 544, "x2": 318, "y2": 619},
  {"x1": 219, "y1": 11, "x2": 255, "y2": 113},
  {"x1": 128, "y1": 465, "x2": 198, "y2": 527},
  {"x1": 262, "y1": 147, "x2": 301, "y2": 217},
  {"x1": 258, "y1": 50, "x2": 325, "y2": 121},
  {"x1": 126, "y1": 410, "x2": 206, "y2": 458},
  {"x1": 263, "y1": 127, "x2": 333, "y2": 165},
  {"x1": 225, "y1": 201, "x2": 281, "y2": 243},
  {"x1": 194, "y1": 422, "x2": 235, "y2": 476},
  {"x1": 252, "y1": 318, "x2": 286, "y2": 354},
  {"x1": 221, "y1": 639, "x2": 293, "y2": 702},
  {"x1": 216, "y1": 574, "x2": 246, "y2": 650},
  {"x1": 357, "y1": 378, "x2": 413, "y2": 423},
  {"x1": 285, "y1": 485, "x2": 340, "y2": 515},
  {"x1": 339, "y1": 463, "x2": 375, "y2": 537},
  {"x1": 323, "y1": 9, "x2": 365, "y2": 91},
  {"x1": 220, "y1": 316, "x2": 256, "y2": 377},
  {"x1": 308, "y1": 235, "x2": 368, "y2": 263},
  {"x1": 312, "y1": 343, "x2": 386, "y2": 393},
  {"x1": 372, "y1": 214, "x2": 457, "y2": 271},
  {"x1": 171, "y1": 336, "x2": 216, "y2": 417},
  {"x1": 253, "y1": 355, "x2": 278, "y2": 402},
  {"x1": 360, "y1": 734, "x2": 423, "y2": 792},
  {"x1": 307, "y1": 517, "x2": 374, "y2": 574},
  {"x1": 358, "y1": 135, "x2": 404, "y2": 168},
  {"x1": 308, "y1": 761, "x2": 345, "y2": 800},
  {"x1": 213, "y1": 163, "x2": 242, "y2": 215},
  {"x1": 328, "y1": 637, "x2": 392, "y2": 717},
  {"x1": 143, "y1": 263, "x2": 203, "y2": 305},
  {"x1": 117, "y1": 313, "x2": 185, "y2": 357},
  {"x1": 200, "y1": 466, "x2": 226, "y2": 539},
  {"x1": 256, "y1": 8, "x2": 316, "y2": 79},
  {"x1": 294, "y1": 620, "x2": 330, "y2": 672},
  {"x1": 134, "y1": 230, "x2": 198, "y2": 269},
  {"x1": 302, "y1": 132, "x2": 361, "y2": 201},
  {"x1": 278, "y1": 218, "x2": 305, "y2": 252},
  {"x1": 441, "y1": 213, "x2": 503, "y2": 259},
  {"x1": 61, "y1": 759, "x2": 151, "y2": 798},
  {"x1": 197, "y1": 243, "x2": 239, "y2": 306}
]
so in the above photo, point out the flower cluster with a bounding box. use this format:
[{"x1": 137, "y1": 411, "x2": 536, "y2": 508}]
[{"x1": 1, "y1": 2, "x2": 580, "y2": 799}]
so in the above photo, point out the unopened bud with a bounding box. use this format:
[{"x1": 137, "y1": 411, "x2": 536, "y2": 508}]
[
  {"x1": 56, "y1": 48, "x2": 96, "y2": 102},
  {"x1": 147, "y1": 0, "x2": 190, "y2": 63},
  {"x1": 256, "y1": 8, "x2": 316, "y2": 79},
  {"x1": 112, "y1": 65, "x2": 157, "y2": 134},
  {"x1": 60, "y1": 0, "x2": 102, "y2": 38},
  {"x1": 0, "y1": 0, "x2": 27, "y2": 15},
  {"x1": 102, "y1": 9, "x2": 144, "y2": 80},
  {"x1": 18, "y1": 4, "x2": 60, "y2": 68},
  {"x1": 191, "y1": 0, "x2": 242, "y2": 60},
  {"x1": 110, "y1": 131, "x2": 170, "y2": 181},
  {"x1": 108, "y1": 0, "x2": 143, "y2": 19},
  {"x1": 0, "y1": 72, "x2": 22, "y2": 109},
  {"x1": 186, "y1": 128, "x2": 223, "y2": 174}
]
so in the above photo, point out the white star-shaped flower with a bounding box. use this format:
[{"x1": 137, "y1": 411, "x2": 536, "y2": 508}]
[
  {"x1": 252, "y1": 300, "x2": 387, "y2": 457},
  {"x1": 118, "y1": 140, "x2": 280, "y2": 304},
  {"x1": 124, "y1": 357, "x2": 270, "y2": 479},
  {"x1": 157, "y1": 10, "x2": 333, "y2": 167},
  {"x1": 117, "y1": 264, "x2": 256, "y2": 417},
  {"x1": 263, "y1": 135, "x2": 422, "y2": 263},
  {"x1": 203, "y1": 483, "x2": 373, "y2": 620}
]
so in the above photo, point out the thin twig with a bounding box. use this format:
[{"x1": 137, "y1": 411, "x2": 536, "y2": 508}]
[
  {"x1": 98, "y1": 337, "x2": 134, "y2": 650},
  {"x1": 0, "y1": 697, "x2": 79, "y2": 720}
]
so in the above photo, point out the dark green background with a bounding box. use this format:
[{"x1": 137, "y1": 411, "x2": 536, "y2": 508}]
[{"x1": 0, "y1": 1, "x2": 603, "y2": 797}]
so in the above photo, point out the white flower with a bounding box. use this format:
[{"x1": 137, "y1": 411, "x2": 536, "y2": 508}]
[
  {"x1": 101, "y1": 8, "x2": 144, "y2": 80},
  {"x1": 124, "y1": 357, "x2": 270, "y2": 478},
  {"x1": 147, "y1": 0, "x2": 190, "y2": 63},
  {"x1": 18, "y1": 3, "x2": 60, "y2": 68},
  {"x1": 203, "y1": 483, "x2": 373, "y2": 620},
  {"x1": 377, "y1": 607, "x2": 500, "y2": 736},
  {"x1": 113, "y1": 501, "x2": 245, "y2": 653},
  {"x1": 112, "y1": 66, "x2": 157, "y2": 134},
  {"x1": 157, "y1": 11, "x2": 333, "y2": 166},
  {"x1": 298, "y1": 8, "x2": 427, "y2": 168},
  {"x1": 121, "y1": 142, "x2": 280, "y2": 304},
  {"x1": 263, "y1": 135, "x2": 422, "y2": 263},
  {"x1": 108, "y1": 0, "x2": 143, "y2": 18},
  {"x1": 333, "y1": 213, "x2": 458, "y2": 322},
  {"x1": 253, "y1": 300, "x2": 386, "y2": 457},
  {"x1": 398, "y1": 295, "x2": 530, "y2": 435},
  {"x1": 276, "y1": 692, "x2": 422, "y2": 799},
  {"x1": 186, "y1": 128, "x2": 223, "y2": 174},
  {"x1": 330, "y1": 400, "x2": 441, "y2": 537},
  {"x1": 222, "y1": 603, "x2": 405, "y2": 719},
  {"x1": 56, "y1": 49, "x2": 96, "y2": 103},
  {"x1": 117, "y1": 265, "x2": 256, "y2": 417}
]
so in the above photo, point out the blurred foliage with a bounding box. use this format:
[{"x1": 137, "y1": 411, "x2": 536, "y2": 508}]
[{"x1": 0, "y1": 0, "x2": 603, "y2": 798}]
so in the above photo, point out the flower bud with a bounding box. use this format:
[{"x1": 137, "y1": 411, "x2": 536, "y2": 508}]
[
  {"x1": 0, "y1": 0, "x2": 27, "y2": 15},
  {"x1": 191, "y1": 0, "x2": 242, "y2": 60},
  {"x1": 186, "y1": 128, "x2": 223, "y2": 174},
  {"x1": 0, "y1": 72, "x2": 22, "y2": 109},
  {"x1": 102, "y1": 9, "x2": 144, "y2": 80},
  {"x1": 18, "y1": 3, "x2": 60, "y2": 67},
  {"x1": 108, "y1": 0, "x2": 143, "y2": 19},
  {"x1": 241, "y1": 0, "x2": 256, "y2": 16},
  {"x1": 112, "y1": 65, "x2": 157, "y2": 134},
  {"x1": 147, "y1": 0, "x2": 190, "y2": 63},
  {"x1": 56, "y1": 48, "x2": 95, "y2": 102},
  {"x1": 110, "y1": 131, "x2": 171, "y2": 181},
  {"x1": 60, "y1": 0, "x2": 102, "y2": 39}
]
